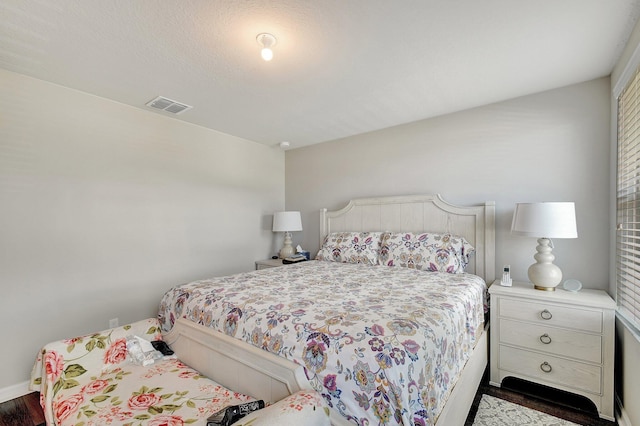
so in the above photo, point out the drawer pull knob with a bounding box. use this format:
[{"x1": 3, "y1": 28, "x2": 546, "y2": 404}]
[
  {"x1": 539, "y1": 334, "x2": 552, "y2": 344},
  {"x1": 540, "y1": 309, "x2": 553, "y2": 320},
  {"x1": 540, "y1": 362, "x2": 553, "y2": 373}
]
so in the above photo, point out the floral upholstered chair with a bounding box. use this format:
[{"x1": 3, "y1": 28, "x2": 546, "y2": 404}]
[{"x1": 31, "y1": 318, "x2": 330, "y2": 426}]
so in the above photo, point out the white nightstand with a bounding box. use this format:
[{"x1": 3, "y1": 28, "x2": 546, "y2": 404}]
[
  {"x1": 255, "y1": 258, "x2": 284, "y2": 270},
  {"x1": 489, "y1": 281, "x2": 615, "y2": 420}
]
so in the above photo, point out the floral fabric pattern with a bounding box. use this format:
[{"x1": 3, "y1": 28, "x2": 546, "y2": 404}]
[
  {"x1": 315, "y1": 232, "x2": 385, "y2": 265},
  {"x1": 30, "y1": 318, "x2": 255, "y2": 425},
  {"x1": 379, "y1": 232, "x2": 475, "y2": 273},
  {"x1": 158, "y1": 261, "x2": 486, "y2": 425}
]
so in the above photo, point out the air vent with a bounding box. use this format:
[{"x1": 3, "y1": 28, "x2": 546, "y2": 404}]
[{"x1": 145, "y1": 96, "x2": 192, "y2": 115}]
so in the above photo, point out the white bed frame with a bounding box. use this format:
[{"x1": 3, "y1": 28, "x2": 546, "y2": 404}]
[{"x1": 163, "y1": 194, "x2": 495, "y2": 426}]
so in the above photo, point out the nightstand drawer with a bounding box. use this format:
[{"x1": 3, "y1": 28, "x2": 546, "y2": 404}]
[
  {"x1": 255, "y1": 259, "x2": 284, "y2": 269},
  {"x1": 499, "y1": 319, "x2": 602, "y2": 363},
  {"x1": 499, "y1": 345, "x2": 602, "y2": 394},
  {"x1": 498, "y1": 298, "x2": 602, "y2": 333},
  {"x1": 256, "y1": 263, "x2": 277, "y2": 270}
]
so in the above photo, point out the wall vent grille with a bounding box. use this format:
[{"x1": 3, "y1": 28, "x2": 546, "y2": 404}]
[{"x1": 145, "y1": 96, "x2": 192, "y2": 115}]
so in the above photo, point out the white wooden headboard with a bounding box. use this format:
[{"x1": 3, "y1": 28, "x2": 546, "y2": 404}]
[{"x1": 320, "y1": 194, "x2": 496, "y2": 282}]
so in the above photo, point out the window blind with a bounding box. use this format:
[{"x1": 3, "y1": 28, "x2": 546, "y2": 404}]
[{"x1": 617, "y1": 63, "x2": 640, "y2": 332}]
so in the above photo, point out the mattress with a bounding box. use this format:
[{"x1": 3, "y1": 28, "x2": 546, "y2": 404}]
[{"x1": 158, "y1": 260, "x2": 486, "y2": 425}]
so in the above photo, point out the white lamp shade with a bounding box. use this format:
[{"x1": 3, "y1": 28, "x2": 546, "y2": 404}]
[
  {"x1": 272, "y1": 211, "x2": 302, "y2": 232},
  {"x1": 511, "y1": 202, "x2": 577, "y2": 238}
]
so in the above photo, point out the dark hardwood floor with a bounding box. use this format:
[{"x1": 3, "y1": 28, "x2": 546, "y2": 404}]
[
  {"x1": 0, "y1": 375, "x2": 617, "y2": 426},
  {"x1": 0, "y1": 392, "x2": 43, "y2": 426}
]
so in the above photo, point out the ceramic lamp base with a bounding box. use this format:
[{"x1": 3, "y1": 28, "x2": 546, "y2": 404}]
[
  {"x1": 278, "y1": 231, "x2": 295, "y2": 259},
  {"x1": 528, "y1": 237, "x2": 562, "y2": 291}
]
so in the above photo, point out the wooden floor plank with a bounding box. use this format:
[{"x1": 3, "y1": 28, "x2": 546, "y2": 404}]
[
  {"x1": 0, "y1": 395, "x2": 37, "y2": 426},
  {"x1": 23, "y1": 393, "x2": 44, "y2": 426}
]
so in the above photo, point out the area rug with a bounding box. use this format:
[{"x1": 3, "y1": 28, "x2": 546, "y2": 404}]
[{"x1": 472, "y1": 394, "x2": 581, "y2": 426}]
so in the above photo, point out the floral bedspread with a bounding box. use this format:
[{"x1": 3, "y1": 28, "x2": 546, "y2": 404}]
[{"x1": 158, "y1": 261, "x2": 487, "y2": 426}]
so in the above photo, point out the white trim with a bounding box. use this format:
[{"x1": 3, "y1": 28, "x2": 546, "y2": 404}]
[
  {"x1": 0, "y1": 380, "x2": 31, "y2": 403},
  {"x1": 616, "y1": 394, "x2": 633, "y2": 426},
  {"x1": 614, "y1": 39, "x2": 640, "y2": 97},
  {"x1": 617, "y1": 310, "x2": 640, "y2": 344}
]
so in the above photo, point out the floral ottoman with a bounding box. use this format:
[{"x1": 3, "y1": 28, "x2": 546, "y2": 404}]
[{"x1": 30, "y1": 318, "x2": 329, "y2": 426}]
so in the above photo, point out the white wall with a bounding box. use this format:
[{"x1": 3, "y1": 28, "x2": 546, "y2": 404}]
[
  {"x1": 286, "y1": 77, "x2": 611, "y2": 292},
  {"x1": 0, "y1": 69, "x2": 284, "y2": 391}
]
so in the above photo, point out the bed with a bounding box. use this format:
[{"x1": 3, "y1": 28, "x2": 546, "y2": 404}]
[{"x1": 159, "y1": 194, "x2": 495, "y2": 425}]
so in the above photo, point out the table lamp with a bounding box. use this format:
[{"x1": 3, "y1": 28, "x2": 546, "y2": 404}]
[
  {"x1": 272, "y1": 211, "x2": 302, "y2": 259},
  {"x1": 511, "y1": 202, "x2": 577, "y2": 291}
]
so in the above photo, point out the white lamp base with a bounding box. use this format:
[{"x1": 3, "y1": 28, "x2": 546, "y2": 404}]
[
  {"x1": 279, "y1": 231, "x2": 295, "y2": 259},
  {"x1": 528, "y1": 238, "x2": 562, "y2": 291}
]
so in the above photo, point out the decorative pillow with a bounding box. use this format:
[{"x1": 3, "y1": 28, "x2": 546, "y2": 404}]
[
  {"x1": 379, "y1": 232, "x2": 475, "y2": 273},
  {"x1": 315, "y1": 232, "x2": 385, "y2": 265}
]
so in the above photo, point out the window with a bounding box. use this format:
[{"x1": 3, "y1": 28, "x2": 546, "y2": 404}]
[{"x1": 616, "y1": 64, "x2": 640, "y2": 333}]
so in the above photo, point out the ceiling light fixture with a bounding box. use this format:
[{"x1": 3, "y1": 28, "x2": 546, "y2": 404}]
[{"x1": 256, "y1": 33, "x2": 276, "y2": 61}]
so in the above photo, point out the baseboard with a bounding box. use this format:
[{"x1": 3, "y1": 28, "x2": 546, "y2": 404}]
[
  {"x1": 616, "y1": 394, "x2": 633, "y2": 426},
  {"x1": 0, "y1": 381, "x2": 31, "y2": 403}
]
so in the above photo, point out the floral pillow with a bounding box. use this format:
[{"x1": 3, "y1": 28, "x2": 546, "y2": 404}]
[
  {"x1": 379, "y1": 232, "x2": 475, "y2": 273},
  {"x1": 315, "y1": 232, "x2": 385, "y2": 265}
]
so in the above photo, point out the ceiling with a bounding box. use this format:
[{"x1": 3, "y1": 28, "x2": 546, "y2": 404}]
[{"x1": 2, "y1": 1, "x2": 640, "y2": 149}]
